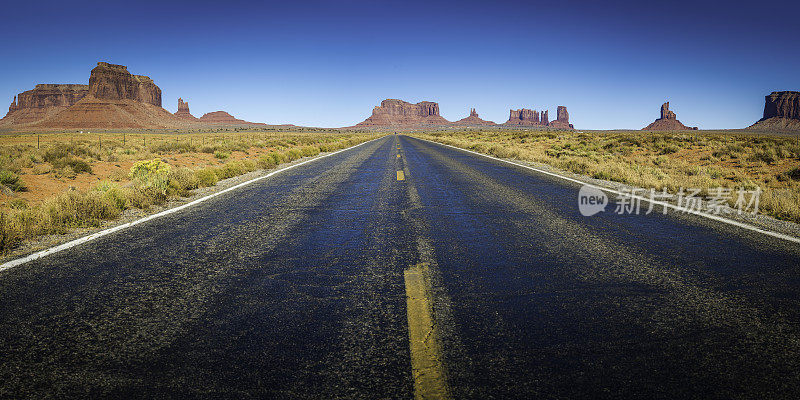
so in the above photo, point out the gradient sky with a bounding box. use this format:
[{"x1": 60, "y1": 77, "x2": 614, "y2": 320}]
[{"x1": 1, "y1": 0, "x2": 798, "y2": 129}]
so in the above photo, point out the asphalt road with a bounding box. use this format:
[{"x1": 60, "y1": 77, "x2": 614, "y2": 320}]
[{"x1": 1, "y1": 135, "x2": 800, "y2": 399}]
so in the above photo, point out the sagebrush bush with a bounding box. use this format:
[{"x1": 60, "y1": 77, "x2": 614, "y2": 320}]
[
  {"x1": 167, "y1": 168, "x2": 199, "y2": 196},
  {"x1": 50, "y1": 157, "x2": 92, "y2": 174},
  {"x1": 93, "y1": 181, "x2": 127, "y2": 210},
  {"x1": 130, "y1": 159, "x2": 171, "y2": 192},
  {"x1": 42, "y1": 143, "x2": 91, "y2": 162},
  {"x1": 149, "y1": 141, "x2": 196, "y2": 154},
  {"x1": 301, "y1": 146, "x2": 320, "y2": 157},
  {"x1": 194, "y1": 168, "x2": 219, "y2": 187},
  {"x1": 43, "y1": 190, "x2": 121, "y2": 230},
  {"x1": 0, "y1": 169, "x2": 26, "y2": 192},
  {"x1": 287, "y1": 148, "x2": 303, "y2": 161}
]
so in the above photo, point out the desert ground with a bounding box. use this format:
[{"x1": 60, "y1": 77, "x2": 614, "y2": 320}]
[{"x1": 1, "y1": 127, "x2": 798, "y2": 256}]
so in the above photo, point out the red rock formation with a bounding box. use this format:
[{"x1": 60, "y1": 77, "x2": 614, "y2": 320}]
[
  {"x1": 35, "y1": 97, "x2": 191, "y2": 129},
  {"x1": 0, "y1": 84, "x2": 89, "y2": 126},
  {"x1": 356, "y1": 99, "x2": 450, "y2": 126},
  {"x1": 33, "y1": 62, "x2": 189, "y2": 129},
  {"x1": 8, "y1": 96, "x2": 17, "y2": 114},
  {"x1": 505, "y1": 108, "x2": 547, "y2": 126},
  {"x1": 749, "y1": 91, "x2": 800, "y2": 131},
  {"x1": 642, "y1": 102, "x2": 695, "y2": 131},
  {"x1": 549, "y1": 106, "x2": 575, "y2": 129},
  {"x1": 453, "y1": 108, "x2": 496, "y2": 125},
  {"x1": 88, "y1": 62, "x2": 161, "y2": 107},
  {"x1": 541, "y1": 110, "x2": 549, "y2": 125},
  {"x1": 198, "y1": 111, "x2": 264, "y2": 125},
  {"x1": 174, "y1": 97, "x2": 198, "y2": 121},
  {"x1": 763, "y1": 91, "x2": 800, "y2": 120}
]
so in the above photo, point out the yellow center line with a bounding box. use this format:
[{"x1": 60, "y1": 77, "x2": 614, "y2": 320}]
[
  {"x1": 404, "y1": 263, "x2": 451, "y2": 399},
  {"x1": 397, "y1": 170, "x2": 405, "y2": 181}
]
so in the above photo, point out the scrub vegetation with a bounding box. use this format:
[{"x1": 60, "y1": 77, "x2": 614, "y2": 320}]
[
  {"x1": 413, "y1": 129, "x2": 800, "y2": 223},
  {"x1": 0, "y1": 130, "x2": 377, "y2": 253}
]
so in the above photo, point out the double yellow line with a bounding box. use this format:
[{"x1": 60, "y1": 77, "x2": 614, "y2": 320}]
[
  {"x1": 404, "y1": 263, "x2": 450, "y2": 399},
  {"x1": 395, "y1": 136, "x2": 451, "y2": 399}
]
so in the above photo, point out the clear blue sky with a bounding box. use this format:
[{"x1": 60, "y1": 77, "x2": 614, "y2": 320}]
[{"x1": 1, "y1": 0, "x2": 797, "y2": 129}]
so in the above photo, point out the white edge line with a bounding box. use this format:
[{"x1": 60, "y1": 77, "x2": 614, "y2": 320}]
[
  {"x1": 0, "y1": 136, "x2": 386, "y2": 273},
  {"x1": 414, "y1": 136, "x2": 800, "y2": 245}
]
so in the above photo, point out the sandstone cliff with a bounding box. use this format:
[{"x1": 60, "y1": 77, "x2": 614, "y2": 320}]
[
  {"x1": 453, "y1": 108, "x2": 496, "y2": 125},
  {"x1": 36, "y1": 98, "x2": 191, "y2": 129},
  {"x1": 505, "y1": 108, "x2": 544, "y2": 126},
  {"x1": 356, "y1": 99, "x2": 450, "y2": 126},
  {"x1": 0, "y1": 84, "x2": 89, "y2": 126},
  {"x1": 174, "y1": 97, "x2": 198, "y2": 121},
  {"x1": 88, "y1": 62, "x2": 161, "y2": 106},
  {"x1": 642, "y1": 102, "x2": 696, "y2": 131},
  {"x1": 34, "y1": 62, "x2": 188, "y2": 129},
  {"x1": 548, "y1": 106, "x2": 575, "y2": 130},
  {"x1": 749, "y1": 91, "x2": 800, "y2": 130}
]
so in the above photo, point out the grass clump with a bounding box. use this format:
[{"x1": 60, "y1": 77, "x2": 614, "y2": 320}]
[
  {"x1": 194, "y1": 168, "x2": 219, "y2": 187},
  {"x1": 0, "y1": 170, "x2": 26, "y2": 192}
]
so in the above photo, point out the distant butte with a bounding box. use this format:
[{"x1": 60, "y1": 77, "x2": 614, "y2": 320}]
[
  {"x1": 505, "y1": 108, "x2": 546, "y2": 126},
  {"x1": 174, "y1": 98, "x2": 199, "y2": 121},
  {"x1": 548, "y1": 106, "x2": 574, "y2": 130},
  {"x1": 198, "y1": 111, "x2": 264, "y2": 125},
  {"x1": 749, "y1": 91, "x2": 800, "y2": 131},
  {"x1": 642, "y1": 102, "x2": 697, "y2": 131},
  {"x1": 33, "y1": 62, "x2": 187, "y2": 129},
  {"x1": 0, "y1": 62, "x2": 270, "y2": 130},
  {"x1": 503, "y1": 106, "x2": 573, "y2": 129},
  {"x1": 1, "y1": 84, "x2": 89, "y2": 127},
  {"x1": 356, "y1": 99, "x2": 450, "y2": 127},
  {"x1": 453, "y1": 108, "x2": 496, "y2": 125}
]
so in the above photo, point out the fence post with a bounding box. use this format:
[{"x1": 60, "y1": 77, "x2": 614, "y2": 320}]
[{"x1": 37, "y1": 134, "x2": 40, "y2": 149}]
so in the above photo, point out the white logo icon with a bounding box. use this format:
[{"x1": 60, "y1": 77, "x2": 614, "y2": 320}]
[{"x1": 578, "y1": 185, "x2": 608, "y2": 216}]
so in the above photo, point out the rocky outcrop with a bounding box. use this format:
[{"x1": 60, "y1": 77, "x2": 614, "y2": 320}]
[
  {"x1": 749, "y1": 91, "x2": 800, "y2": 131},
  {"x1": 35, "y1": 97, "x2": 191, "y2": 129},
  {"x1": 16, "y1": 84, "x2": 89, "y2": 109},
  {"x1": 503, "y1": 106, "x2": 573, "y2": 129},
  {"x1": 642, "y1": 102, "x2": 696, "y2": 131},
  {"x1": 198, "y1": 111, "x2": 264, "y2": 125},
  {"x1": 762, "y1": 91, "x2": 800, "y2": 120},
  {"x1": 356, "y1": 99, "x2": 450, "y2": 126},
  {"x1": 0, "y1": 84, "x2": 89, "y2": 126},
  {"x1": 505, "y1": 108, "x2": 543, "y2": 125},
  {"x1": 453, "y1": 108, "x2": 496, "y2": 125},
  {"x1": 88, "y1": 62, "x2": 161, "y2": 107},
  {"x1": 174, "y1": 97, "x2": 198, "y2": 121},
  {"x1": 548, "y1": 106, "x2": 574, "y2": 129},
  {"x1": 32, "y1": 62, "x2": 190, "y2": 129}
]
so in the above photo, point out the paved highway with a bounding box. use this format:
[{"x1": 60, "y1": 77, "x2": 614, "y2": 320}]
[{"x1": 1, "y1": 135, "x2": 799, "y2": 399}]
